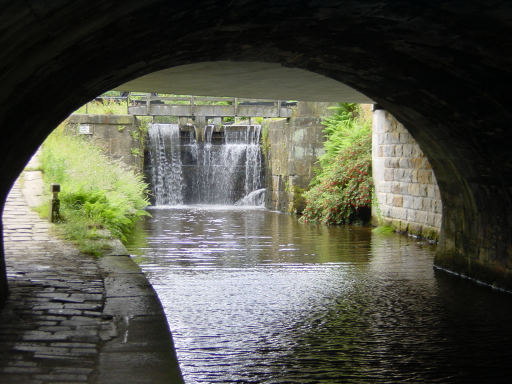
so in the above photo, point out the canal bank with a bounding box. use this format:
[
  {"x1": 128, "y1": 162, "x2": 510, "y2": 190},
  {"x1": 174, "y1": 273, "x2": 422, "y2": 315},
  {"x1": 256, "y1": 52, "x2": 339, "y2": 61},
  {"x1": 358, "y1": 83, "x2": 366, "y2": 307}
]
[{"x1": 0, "y1": 164, "x2": 183, "y2": 383}]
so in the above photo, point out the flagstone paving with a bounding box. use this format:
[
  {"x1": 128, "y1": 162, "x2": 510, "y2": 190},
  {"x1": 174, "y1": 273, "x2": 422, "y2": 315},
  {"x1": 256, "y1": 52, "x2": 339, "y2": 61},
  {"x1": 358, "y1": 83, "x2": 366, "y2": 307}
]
[
  {"x1": 0, "y1": 170, "x2": 182, "y2": 383},
  {"x1": 0, "y1": 179, "x2": 110, "y2": 383}
]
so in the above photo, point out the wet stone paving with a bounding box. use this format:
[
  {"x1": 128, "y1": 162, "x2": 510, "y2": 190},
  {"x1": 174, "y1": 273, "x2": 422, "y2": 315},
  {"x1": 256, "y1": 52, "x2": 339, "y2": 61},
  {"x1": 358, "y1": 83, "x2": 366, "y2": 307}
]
[{"x1": 0, "y1": 181, "x2": 116, "y2": 383}]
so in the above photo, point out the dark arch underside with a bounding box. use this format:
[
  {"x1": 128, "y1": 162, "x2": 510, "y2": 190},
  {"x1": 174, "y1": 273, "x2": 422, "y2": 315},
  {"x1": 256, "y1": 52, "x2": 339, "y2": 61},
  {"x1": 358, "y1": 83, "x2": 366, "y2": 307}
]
[{"x1": 1, "y1": 1, "x2": 511, "y2": 301}]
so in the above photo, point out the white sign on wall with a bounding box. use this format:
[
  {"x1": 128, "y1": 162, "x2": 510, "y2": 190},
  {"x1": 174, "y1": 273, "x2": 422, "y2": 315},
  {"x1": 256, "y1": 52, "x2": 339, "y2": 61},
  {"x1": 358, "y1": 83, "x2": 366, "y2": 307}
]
[{"x1": 78, "y1": 124, "x2": 92, "y2": 135}]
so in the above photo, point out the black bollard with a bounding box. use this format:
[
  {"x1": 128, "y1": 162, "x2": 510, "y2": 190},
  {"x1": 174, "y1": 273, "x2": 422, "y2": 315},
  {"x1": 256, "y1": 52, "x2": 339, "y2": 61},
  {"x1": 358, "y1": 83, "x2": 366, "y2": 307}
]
[{"x1": 50, "y1": 183, "x2": 60, "y2": 223}]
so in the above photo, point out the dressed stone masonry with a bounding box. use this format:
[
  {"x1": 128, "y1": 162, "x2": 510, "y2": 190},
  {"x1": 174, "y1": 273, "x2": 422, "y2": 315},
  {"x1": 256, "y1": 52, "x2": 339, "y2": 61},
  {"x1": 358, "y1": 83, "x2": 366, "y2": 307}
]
[
  {"x1": 372, "y1": 109, "x2": 442, "y2": 239},
  {"x1": 65, "y1": 115, "x2": 143, "y2": 170},
  {"x1": 264, "y1": 102, "x2": 332, "y2": 213}
]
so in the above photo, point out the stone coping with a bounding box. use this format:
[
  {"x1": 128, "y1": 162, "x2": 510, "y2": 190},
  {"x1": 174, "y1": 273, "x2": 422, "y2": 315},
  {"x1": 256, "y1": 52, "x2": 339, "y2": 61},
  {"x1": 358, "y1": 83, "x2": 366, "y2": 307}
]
[{"x1": 96, "y1": 253, "x2": 183, "y2": 383}]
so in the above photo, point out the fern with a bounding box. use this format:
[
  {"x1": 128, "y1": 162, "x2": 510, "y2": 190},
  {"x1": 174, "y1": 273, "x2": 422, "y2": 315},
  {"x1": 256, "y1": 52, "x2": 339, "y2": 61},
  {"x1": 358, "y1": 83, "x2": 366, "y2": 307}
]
[{"x1": 40, "y1": 125, "x2": 150, "y2": 254}]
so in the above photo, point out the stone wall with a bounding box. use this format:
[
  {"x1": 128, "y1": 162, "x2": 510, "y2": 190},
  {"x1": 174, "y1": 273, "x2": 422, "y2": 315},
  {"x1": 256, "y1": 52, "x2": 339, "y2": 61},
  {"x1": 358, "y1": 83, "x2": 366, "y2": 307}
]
[
  {"x1": 65, "y1": 115, "x2": 144, "y2": 170},
  {"x1": 264, "y1": 102, "x2": 333, "y2": 213},
  {"x1": 372, "y1": 109, "x2": 442, "y2": 239}
]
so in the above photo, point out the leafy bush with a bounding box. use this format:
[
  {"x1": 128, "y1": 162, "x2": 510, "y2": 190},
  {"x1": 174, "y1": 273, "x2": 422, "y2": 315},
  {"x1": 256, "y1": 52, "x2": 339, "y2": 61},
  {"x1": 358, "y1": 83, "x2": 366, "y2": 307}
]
[
  {"x1": 40, "y1": 124, "x2": 150, "y2": 254},
  {"x1": 300, "y1": 103, "x2": 372, "y2": 225},
  {"x1": 318, "y1": 103, "x2": 371, "y2": 166}
]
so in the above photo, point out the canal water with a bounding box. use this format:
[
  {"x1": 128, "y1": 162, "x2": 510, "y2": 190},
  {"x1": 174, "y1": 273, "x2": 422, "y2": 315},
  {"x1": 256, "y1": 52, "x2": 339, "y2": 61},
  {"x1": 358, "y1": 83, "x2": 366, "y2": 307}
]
[{"x1": 127, "y1": 207, "x2": 512, "y2": 383}]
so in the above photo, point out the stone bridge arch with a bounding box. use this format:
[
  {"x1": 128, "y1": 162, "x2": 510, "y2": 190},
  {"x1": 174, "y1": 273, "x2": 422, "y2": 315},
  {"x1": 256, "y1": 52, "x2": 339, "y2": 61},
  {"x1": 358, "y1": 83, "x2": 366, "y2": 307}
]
[{"x1": 1, "y1": 1, "x2": 511, "y2": 302}]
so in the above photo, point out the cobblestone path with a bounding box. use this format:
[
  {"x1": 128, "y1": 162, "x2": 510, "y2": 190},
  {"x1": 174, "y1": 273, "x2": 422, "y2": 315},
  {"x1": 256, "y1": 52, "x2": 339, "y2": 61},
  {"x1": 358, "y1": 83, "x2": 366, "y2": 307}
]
[{"x1": 0, "y1": 180, "x2": 115, "y2": 383}]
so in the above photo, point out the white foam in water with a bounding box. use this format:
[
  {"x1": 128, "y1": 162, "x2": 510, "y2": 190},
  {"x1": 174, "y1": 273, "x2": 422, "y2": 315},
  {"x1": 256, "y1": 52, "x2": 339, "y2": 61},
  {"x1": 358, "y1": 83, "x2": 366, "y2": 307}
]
[
  {"x1": 147, "y1": 204, "x2": 266, "y2": 211},
  {"x1": 235, "y1": 188, "x2": 266, "y2": 206},
  {"x1": 147, "y1": 123, "x2": 264, "y2": 206}
]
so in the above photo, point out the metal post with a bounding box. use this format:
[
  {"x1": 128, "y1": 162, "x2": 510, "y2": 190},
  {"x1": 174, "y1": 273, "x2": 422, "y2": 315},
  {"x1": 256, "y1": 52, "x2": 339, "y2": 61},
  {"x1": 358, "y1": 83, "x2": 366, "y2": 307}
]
[{"x1": 50, "y1": 183, "x2": 60, "y2": 223}]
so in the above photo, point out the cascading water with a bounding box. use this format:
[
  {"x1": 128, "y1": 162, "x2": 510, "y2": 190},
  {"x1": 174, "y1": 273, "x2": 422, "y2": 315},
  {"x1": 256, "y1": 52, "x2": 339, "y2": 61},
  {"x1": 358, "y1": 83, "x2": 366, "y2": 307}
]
[
  {"x1": 147, "y1": 123, "x2": 184, "y2": 205},
  {"x1": 146, "y1": 123, "x2": 265, "y2": 206},
  {"x1": 234, "y1": 188, "x2": 266, "y2": 206}
]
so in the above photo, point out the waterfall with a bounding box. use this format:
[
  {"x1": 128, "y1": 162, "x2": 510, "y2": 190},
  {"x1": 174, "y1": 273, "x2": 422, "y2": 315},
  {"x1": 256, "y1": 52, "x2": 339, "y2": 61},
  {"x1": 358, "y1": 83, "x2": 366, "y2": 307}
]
[
  {"x1": 146, "y1": 123, "x2": 265, "y2": 206},
  {"x1": 147, "y1": 123, "x2": 184, "y2": 205}
]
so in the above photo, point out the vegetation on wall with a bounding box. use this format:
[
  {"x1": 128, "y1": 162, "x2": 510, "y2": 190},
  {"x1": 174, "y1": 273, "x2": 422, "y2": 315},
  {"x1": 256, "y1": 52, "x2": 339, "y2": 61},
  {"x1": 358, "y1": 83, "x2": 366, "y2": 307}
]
[
  {"x1": 300, "y1": 103, "x2": 372, "y2": 225},
  {"x1": 261, "y1": 123, "x2": 270, "y2": 157},
  {"x1": 74, "y1": 99, "x2": 128, "y2": 115},
  {"x1": 129, "y1": 117, "x2": 151, "y2": 169},
  {"x1": 39, "y1": 124, "x2": 150, "y2": 255}
]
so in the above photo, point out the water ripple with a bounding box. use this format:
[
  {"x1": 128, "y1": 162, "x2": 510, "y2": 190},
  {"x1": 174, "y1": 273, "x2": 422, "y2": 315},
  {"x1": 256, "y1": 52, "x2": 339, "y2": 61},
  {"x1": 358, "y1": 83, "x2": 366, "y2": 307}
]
[{"x1": 127, "y1": 208, "x2": 512, "y2": 383}]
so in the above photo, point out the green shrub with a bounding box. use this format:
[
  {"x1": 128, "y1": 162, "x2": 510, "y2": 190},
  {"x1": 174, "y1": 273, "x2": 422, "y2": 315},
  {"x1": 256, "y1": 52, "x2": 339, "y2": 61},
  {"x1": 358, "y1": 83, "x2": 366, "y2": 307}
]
[
  {"x1": 74, "y1": 99, "x2": 128, "y2": 115},
  {"x1": 137, "y1": 117, "x2": 151, "y2": 134},
  {"x1": 318, "y1": 103, "x2": 371, "y2": 166},
  {"x1": 40, "y1": 125, "x2": 150, "y2": 254},
  {"x1": 300, "y1": 103, "x2": 372, "y2": 225}
]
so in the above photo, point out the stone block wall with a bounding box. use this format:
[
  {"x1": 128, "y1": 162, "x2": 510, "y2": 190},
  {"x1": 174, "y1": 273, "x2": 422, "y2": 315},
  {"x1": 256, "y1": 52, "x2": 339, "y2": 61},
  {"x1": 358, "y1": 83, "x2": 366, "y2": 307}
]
[
  {"x1": 372, "y1": 109, "x2": 442, "y2": 239},
  {"x1": 65, "y1": 114, "x2": 143, "y2": 170},
  {"x1": 264, "y1": 102, "x2": 333, "y2": 212}
]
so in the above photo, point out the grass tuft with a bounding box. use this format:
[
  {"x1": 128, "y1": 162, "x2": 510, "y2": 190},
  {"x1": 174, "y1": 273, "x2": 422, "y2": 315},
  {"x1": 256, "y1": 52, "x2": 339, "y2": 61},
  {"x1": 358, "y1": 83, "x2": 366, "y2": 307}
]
[{"x1": 39, "y1": 123, "x2": 150, "y2": 255}]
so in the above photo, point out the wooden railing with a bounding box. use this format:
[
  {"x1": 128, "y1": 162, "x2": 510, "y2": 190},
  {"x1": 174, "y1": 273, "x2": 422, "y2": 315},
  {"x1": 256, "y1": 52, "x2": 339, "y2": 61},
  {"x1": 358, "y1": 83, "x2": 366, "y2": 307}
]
[{"x1": 83, "y1": 93, "x2": 296, "y2": 117}]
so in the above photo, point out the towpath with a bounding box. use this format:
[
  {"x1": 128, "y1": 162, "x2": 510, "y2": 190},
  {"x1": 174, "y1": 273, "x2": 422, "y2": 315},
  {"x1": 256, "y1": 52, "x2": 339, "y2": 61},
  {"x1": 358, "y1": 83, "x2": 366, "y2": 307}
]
[{"x1": 0, "y1": 156, "x2": 182, "y2": 383}]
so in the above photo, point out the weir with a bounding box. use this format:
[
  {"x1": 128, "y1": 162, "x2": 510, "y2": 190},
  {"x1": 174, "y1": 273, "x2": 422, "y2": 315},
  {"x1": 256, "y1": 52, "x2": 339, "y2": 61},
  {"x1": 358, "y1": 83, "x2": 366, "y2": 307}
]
[{"x1": 146, "y1": 123, "x2": 264, "y2": 206}]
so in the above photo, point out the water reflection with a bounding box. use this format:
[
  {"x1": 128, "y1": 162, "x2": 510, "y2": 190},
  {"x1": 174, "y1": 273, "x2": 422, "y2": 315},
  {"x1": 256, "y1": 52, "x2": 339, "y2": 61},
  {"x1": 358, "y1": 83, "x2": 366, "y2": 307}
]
[{"x1": 127, "y1": 207, "x2": 512, "y2": 383}]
